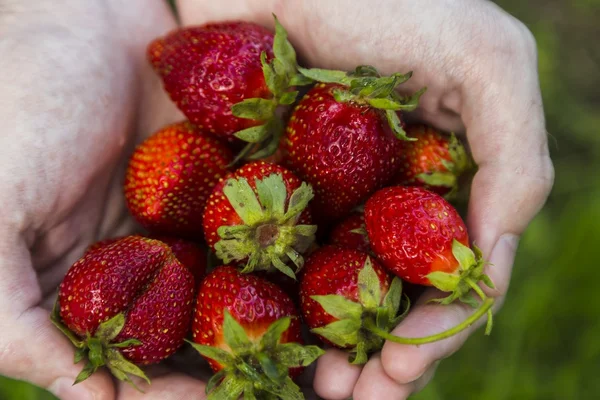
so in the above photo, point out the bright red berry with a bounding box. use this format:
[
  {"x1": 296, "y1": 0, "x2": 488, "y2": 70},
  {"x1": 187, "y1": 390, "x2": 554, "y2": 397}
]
[
  {"x1": 283, "y1": 83, "x2": 405, "y2": 221},
  {"x1": 190, "y1": 266, "x2": 323, "y2": 398},
  {"x1": 52, "y1": 236, "x2": 195, "y2": 385},
  {"x1": 364, "y1": 186, "x2": 495, "y2": 330},
  {"x1": 300, "y1": 246, "x2": 408, "y2": 364},
  {"x1": 328, "y1": 212, "x2": 371, "y2": 254},
  {"x1": 392, "y1": 124, "x2": 472, "y2": 197},
  {"x1": 148, "y1": 22, "x2": 273, "y2": 140},
  {"x1": 203, "y1": 161, "x2": 316, "y2": 278},
  {"x1": 124, "y1": 121, "x2": 232, "y2": 238},
  {"x1": 148, "y1": 17, "x2": 303, "y2": 156},
  {"x1": 365, "y1": 186, "x2": 469, "y2": 284}
]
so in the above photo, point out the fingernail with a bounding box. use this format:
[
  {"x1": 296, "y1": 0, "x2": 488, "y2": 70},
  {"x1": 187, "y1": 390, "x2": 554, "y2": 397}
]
[
  {"x1": 487, "y1": 234, "x2": 520, "y2": 295},
  {"x1": 48, "y1": 377, "x2": 94, "y2": 400}
]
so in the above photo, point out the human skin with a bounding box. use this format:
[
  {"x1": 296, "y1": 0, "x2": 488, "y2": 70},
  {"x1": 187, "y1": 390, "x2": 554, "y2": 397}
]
[{"x1": 0, "y1": 1, "x2": 553, "y2": 399}]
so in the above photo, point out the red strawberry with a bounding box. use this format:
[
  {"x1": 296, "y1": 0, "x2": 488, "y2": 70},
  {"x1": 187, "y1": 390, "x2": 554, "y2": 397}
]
[
  {"x1": 300, "y1": 246, "x2": 406, "y2": 363},
  {"x1": 283, "y1": 83, "x2": 400, "y2": 221},
  {"x1": 203, "y1": 161, "x2": 316, "y2": 278},
  {"x1": 148, "y1": 17, "x2": 305, "y2": 157},
  {"x1": 51, "y1": 236, "x2": 195, "y2": 385},
  {"x1": 328, "y1": 212, "x2": 371, "y2": 254},
  {"x1": 392, "y1": 124, "x2": 473, "y2": 197},
  {"x1": 86, "y1": 235, "x2": 207, "y2": 283},
  {"x1": 190, "y1": 266, "x2": 323, "y2": 398},
  {"x1": 148, "y1": 22, "x2": 273, "y2": 139},
  {"x1": 364, "y1": 186, "x2": 495, "y2": 331},
  {"x1": 124, "y1": 121, "x2": 232, "y2": 238}
]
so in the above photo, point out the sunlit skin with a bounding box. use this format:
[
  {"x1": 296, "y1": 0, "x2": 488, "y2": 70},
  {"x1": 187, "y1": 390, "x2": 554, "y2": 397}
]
[{"x1": 0, "y1": 1, "x2": 553, "y2": 399}]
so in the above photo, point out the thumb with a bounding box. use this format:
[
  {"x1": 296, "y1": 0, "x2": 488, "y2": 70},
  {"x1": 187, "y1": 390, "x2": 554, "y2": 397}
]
[{"x1": 0, "y1": 238, "x2": 115, "y2": 400}]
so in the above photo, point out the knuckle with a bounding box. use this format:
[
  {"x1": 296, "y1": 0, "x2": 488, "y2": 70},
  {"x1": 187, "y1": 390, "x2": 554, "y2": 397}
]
[{"x1": 521, "y1": 154, "x2": 555, "y2": 201}]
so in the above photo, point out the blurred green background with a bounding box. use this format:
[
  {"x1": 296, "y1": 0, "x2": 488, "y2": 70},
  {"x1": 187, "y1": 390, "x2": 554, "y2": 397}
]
[{"x1": 1, "y1": 0, "x2": 599, "y2": 399}]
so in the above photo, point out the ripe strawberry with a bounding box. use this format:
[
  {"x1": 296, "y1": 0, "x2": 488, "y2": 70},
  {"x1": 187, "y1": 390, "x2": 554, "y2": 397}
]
[
  {"x1": 283, "y1": 84, "x2": 399, "y2": 221},
  {"x1": 190, "y1": 266, "x2": 324, "y2": 399},
  {"x1": 124, "y1": 121, "x2": 232, "y2": 238},
  {"x1": 328, "y1": 212, "x2": 371, "y2": 254},
  {"x1": 148, "y1": 17, "x2": 307, "y2": 158},
  {"x1": 392, "y1": 124, "x2": 473, "y2": 197},
  {"x1": 283, "y1": 64, "x2": 428, "y2": 222},
  {"x1": 203, "y1": 161, "x2": 316, "y2": 278},
  {"x1": 86, "y1": 235, "x2": 207, "y2": 283},
  {"x1": 364, "y1": 186, "x2": 495, "y2": 331},
  {"x1": 148, "y1": 22, "x2": 272, "y2": 139},
  {"x1": 51, "y1": 236, "x2": 195, "y2": 385},
  {"x1": 300, "y1": 246, "x2": 406, "y2": 363}
]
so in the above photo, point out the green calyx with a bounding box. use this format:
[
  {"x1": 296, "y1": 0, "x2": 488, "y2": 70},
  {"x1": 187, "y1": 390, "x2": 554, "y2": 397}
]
[
  {"x1": 50, "y1": 302, "x2": 149, "y2": 390},
  {"x1": 231, "y1": 15, "x2": 311, "y2": 163},
  {"x1": 416, "y1": 133, "x2": 475, "y2": 199},
  {"x1": 298, "y1": 65, "x2": 427, "y2": 140},
  {"x1": 189, "y1": 310, "x2": 325, "y2": 400},
  {"x1": 310, "y1": 258, "x2": 410, "y2": 364},
  {"x1": 215, "y1": 173, "x2": 317, "y2": 279},
  {"x1": 425, "y1": 239, "x2": 496, "y2": 334}
]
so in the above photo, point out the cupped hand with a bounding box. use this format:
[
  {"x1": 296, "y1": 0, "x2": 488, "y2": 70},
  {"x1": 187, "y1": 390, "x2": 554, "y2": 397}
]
[
  {"x1": 177, "y1": 0, "x2": 554, "y2": 398},
  {"x1": 0, "y1": 0, "x2": 554, "y2": 399},
  {"x1": 0, "y1": 1, "x2": 208, "y2": 399}
]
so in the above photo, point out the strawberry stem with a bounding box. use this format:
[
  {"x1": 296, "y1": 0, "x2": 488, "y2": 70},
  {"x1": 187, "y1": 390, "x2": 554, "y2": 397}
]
[
  {"x1": 465, "y1": 277, "x2": 494, "y2": 335},
  {"x1": 363, "y1": 297, "x2": 494, "y2": 345}
]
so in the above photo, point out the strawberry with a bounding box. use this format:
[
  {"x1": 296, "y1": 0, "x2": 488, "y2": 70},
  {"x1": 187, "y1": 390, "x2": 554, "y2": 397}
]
[
  {"x1": 124, "y1": 121, "x2": 232, "y2": 238},
  {"x1": 328, "y1": 212, "x2": 371, "y2": 254},
  {"x1": 300, "y1": 246, "x2": 406, "y2": 363},
  {"x1": 283, "y1": 66, "x2": 425, "y2": 221},
  {"x1": 203, "y1": 161, "x2": 316, "y2": 278},
  {"x1": 190, "y1": 266, "x2": 324, "y2": 399},
  {"x1": 364, "y1": 186, "x2": 495, "y2": 332},
  {"x1": 51, "y1": 236, "x2": 195, "y2": 386},
  {"x1": 86, "y1": 235, "x2": 207, "y2": 283},
  {"x1": 148, "y1": 17, "x2": 308, "y2": 158},
  {"x1": 392, "y1": 124, "x2": 473, "y2": 197}
]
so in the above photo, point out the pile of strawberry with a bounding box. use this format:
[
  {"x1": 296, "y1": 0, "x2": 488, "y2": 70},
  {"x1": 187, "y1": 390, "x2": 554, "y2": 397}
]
[{"x1": 50, "y1": 16, "x2": 494, "y2": 399}]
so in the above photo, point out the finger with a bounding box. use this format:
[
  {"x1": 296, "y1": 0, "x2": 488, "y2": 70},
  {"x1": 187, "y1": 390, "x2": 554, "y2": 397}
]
[
  {"x1": 313, "y1": 348, "x2": 362, "y2": 400},
  {"x1": 353, "y1": 354, "x2": 413, "y2": 400},
  {"x1": 462, "y1": 20, "x2": 554, "y2": 256},
  {"x1": 1, "y1": 309, "x2": 115, "y2": 400},
  {"x1": 379, "y1": 250, "x2": 515, "y2": 389},
  {"x1": 117, "y1": 372, "x2": 206, "y2": 400},
  {"x1": 412, "y1": 361, "x2": 439, "y2": 394}
]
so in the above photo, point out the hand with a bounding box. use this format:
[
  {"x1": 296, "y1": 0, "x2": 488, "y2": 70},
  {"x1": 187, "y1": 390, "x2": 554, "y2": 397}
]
[
  {"x1": 176, "y1": 0, "x2": 554, "y2": 398},
  {"x1": 0, "y1": 1, "x2": 209, "y2": 399}
]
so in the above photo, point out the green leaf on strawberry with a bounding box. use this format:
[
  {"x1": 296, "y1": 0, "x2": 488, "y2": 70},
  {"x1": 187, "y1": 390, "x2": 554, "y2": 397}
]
[
  {"x1": 230, "y1": 15, "x2": 309, "y2": 161},
  {"x1": 51, "y1": 304, "x2": 150, "y2": 388},
  {"x1": 297, "y1": 64, "x2": 426, "y2": 140},
  {"x1": 211, "y1": 171, "x2": 317, "y2": 279},
  {"x1": 308, "y1": 256, "x2": 408, "y2": 364},
  {"x1": 189, "y1": 310, "x2": 324, "y2": 400}
]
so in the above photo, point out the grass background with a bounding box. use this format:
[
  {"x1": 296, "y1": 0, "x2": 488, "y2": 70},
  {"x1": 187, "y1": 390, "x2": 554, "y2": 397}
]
[{"x1": 1, "y1": 0, "x2": 599, "y2": 398}]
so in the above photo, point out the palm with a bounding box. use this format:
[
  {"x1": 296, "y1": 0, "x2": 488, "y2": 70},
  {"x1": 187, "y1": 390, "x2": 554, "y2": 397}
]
[{"x1": 0, "y1": 3, "x2": 210, "y2": 398}]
